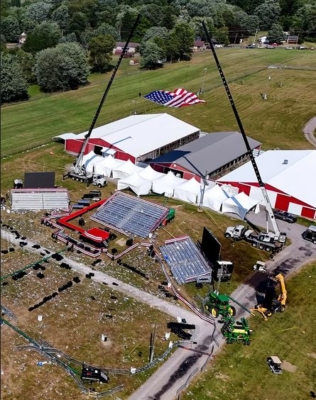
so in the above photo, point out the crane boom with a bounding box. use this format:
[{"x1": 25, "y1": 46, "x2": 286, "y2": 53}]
[
  {"x1": 73, "y1": 14, "x2": 141, "y2": 175},
  {"x1": 202, "y1": 22, "x2": 281, "y2": 239}
]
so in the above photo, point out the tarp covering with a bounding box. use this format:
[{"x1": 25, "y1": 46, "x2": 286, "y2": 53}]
[
  {"x1": 94, "y1": 156, "x2": 124, "y2": 177},
  {"x1": 202, "y1": 184, "x2": 228, "y2": 212},
  {"x1": 221, "y1": 191, "x2": 260, "y2": 219},
  {"x1": 117, "y1": 172, "x2": 152, "y2": 196},
  {"x1": 138, "y1": 165, "x2": 164, "y2": 181},
  {"x1": 112, "y1": 159, "x2": 143, "y2": 179},
  {"x1": 152, "y1": 171, "x2": 184, "y2": 197},
  {"x1": 173, "y1": 177, "x2": 202, "y2": 204}
]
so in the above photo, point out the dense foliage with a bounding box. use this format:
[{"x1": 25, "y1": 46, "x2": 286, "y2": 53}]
[
  {"x1": 1, "y1": 52, "x2": 29, "y2": 103},
  {"x1": 0, "y1": 0, "x2": 315, "y2": 102}
]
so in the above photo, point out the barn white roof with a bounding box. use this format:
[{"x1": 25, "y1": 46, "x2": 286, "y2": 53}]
[
  {"x1": 54, "y1": 114, "x2": 199, "y2": 158},
  {"x1": 218, "y1": 150, "x2": 316, "y2": 208}
]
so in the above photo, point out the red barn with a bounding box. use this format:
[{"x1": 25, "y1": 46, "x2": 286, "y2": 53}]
[
  {"x1": 54, "y1": 114, "x2": 200, "y2": 164},
  {"x1": 218, "y1": 150, "x2": 316, "y2": 219}
]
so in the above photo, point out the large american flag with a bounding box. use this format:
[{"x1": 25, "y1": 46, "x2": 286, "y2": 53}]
[{"x1": 144, "y1": 88, "x2": 206, "y2": 108}]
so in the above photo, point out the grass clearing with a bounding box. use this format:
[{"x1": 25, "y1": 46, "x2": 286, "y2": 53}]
[
  {"x1": 182, "y1": 262, "x2": 316, "y2": 400},
  {"x1": 1, "y1": 49, "x2": 316, "y2": 157}
]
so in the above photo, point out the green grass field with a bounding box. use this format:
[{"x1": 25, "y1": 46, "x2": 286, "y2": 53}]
[
  {"x1": 1, "y1": 49, "x2": 316, "y2": 157},
  {"x1": 182, "y1": 262, "x2": 316, "y2": 400}
]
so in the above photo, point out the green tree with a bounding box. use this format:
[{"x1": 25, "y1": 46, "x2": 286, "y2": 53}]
[
  {"x1": 170, "y1": 21, "x2": 195, "y2": 60},
  {"x1": 0, "y1": 35, "x2": 7, "y2": 51},
  {"x1": 22, "y1": 22, "x2": 62, "y2": 53},
  {"x1": 254, "y1": 0, "x2": 282, "y2": 30},
  {"x1": 140, "y1": 40, "x2": 165, "y2": 69},
  {"x1": 1, "y1": 15, "x2": 20, "y2": 42},
  {"x1": 52, "y1": 5, "x2": 70, "y2": 31},
  {"x1": 88, "y1": 34, "x2": 115, "y2": 72},
  {"x1": 70, "y1": 12, "x2": 89, "y2": 37},
  {"x1": 95, "y1": 23, "x2": 120, "y2": 40},
  {"x1": 16, "y1": 49, "x2": 36, "y2": 83},
  {"x1": 161, "y1": 6, "x2": 177, "y2": 30},
  {"x1": 34, "y1": 42, "x2": 89, "y2": 92},
  {"x1": 24, "y1": 1, "x2": 52, "y2": 24},
  {"x1": 268, "y1": 23, "x2": 285, "y2": 41},
  {"x1": 142, "y1": 26, "x2": 169, "y2": 44},
  {"x1": 1, "y1": 52, "x2": 29, "y2": 103}
]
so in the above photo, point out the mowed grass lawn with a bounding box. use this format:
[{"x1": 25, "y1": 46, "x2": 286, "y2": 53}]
[
  {"x1": 182, "y1": 262, "x2": 316, "y2": 400},
  {"x1": 1, "y1": 48, "x2": 316, "y2": 157}
]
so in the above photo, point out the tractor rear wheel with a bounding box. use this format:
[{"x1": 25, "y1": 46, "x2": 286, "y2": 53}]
[
  {"x1": 224, "y1": 233, "x2": 231, "y2": 238},
  {"x1": 211, "y1": 308, "x2": 219, "y2": 318},
  {"x1": 229, "y1": 306, "x2": 236, "y2": 316}
]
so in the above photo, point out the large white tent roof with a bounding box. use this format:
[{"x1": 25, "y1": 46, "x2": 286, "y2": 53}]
[
  {"x1": 152, "y1": 171, "x2": 184, "y2": 196},
  {"x1": 117, "y1": 172, "x2": 152, "y2": 196},
  {"x1": 218, "y1": 150, "x2": 316, "y2": 208},
  {"x1": 55, "y1": 114, "x2": 199, "y2": 158}
]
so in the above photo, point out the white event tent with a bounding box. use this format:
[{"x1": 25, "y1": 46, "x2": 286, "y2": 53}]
[
  {"x1": 152, "y1": 171, "x2": 184, "y2": 197},
  {"x1": 117, "y1": 172, "x2": 152, "y2": 196},
  {"x1": 221, "y1": 191, "x2": 260, "y2": 219},
  {"x1": 94, "y1": 156, "x2": 124, "y2": 177},
  {"x1": 138, "y1": 165, "x2": 164, "y2": 181},
  {"x1": 112, "y1": 159, "x2": 143, "y2": 179},
  {"x1": 173, "y1": 177, "x2": 202, "y2": 204},
  {"x1": 202, "y1": 184, "x2": 228, "y2": 212},
  {"x1": 82, "y1": 151, "x2": 103, "y2": 174}
]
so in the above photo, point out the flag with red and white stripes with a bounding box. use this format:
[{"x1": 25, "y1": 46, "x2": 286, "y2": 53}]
[{"x1": 144, "y1": 88, "x2": 205, "y2": 108}]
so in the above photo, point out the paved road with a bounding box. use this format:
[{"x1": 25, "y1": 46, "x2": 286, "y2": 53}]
[
  {"x1": 303, "y1": 116, "x2": 316, "y2": 147},
  {"x1": 2, "y1": 216, "x2": 316, "y2": 400}
]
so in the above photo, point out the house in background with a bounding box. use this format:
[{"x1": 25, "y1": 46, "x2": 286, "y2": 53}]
[
  {"x1": 113, "y1": 42, "x2": 140, "y2": 57},
  {"x1": 193, "y1": 40, "x2": 206, "y2": 51}
]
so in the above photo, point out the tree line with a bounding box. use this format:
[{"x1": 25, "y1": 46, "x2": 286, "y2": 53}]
[{"x1": 1, "y1": 0, "x2": 315, "y2": 103}]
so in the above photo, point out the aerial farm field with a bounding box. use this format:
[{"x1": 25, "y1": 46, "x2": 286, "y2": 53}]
[{"x1": 1, "y1": 48, "x2": 316, "y2": 400}]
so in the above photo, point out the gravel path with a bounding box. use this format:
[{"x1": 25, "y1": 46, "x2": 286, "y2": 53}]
[{"x1": 303, "y1": 117, "x2": 316, "y2": 147}]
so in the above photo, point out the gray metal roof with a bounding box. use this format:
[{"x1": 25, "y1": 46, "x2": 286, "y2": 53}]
[{"x1": 151, "y1": 132, "x2": 261, "y2": 177}]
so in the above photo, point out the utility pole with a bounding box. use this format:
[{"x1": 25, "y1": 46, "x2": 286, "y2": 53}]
[{"x1": 200, "y1": 68, "x2": 207, "y2": 94}]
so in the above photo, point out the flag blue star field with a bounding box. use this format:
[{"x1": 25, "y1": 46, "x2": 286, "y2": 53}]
[{"x1": 144, "y1": 88, "x2": 206, "y2": 108}]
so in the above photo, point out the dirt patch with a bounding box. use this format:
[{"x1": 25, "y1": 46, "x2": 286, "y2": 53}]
[
  {"x1": 307, "y1": 353, "x2": 316, "y2": 359},
  {"x1": 116, "y1": 238, "x2": 127, "y2": 247},
  {"x1": 282, "y1": 360, "x2": 297, "y2": 372},
  {"x1": 215, "y1": 373, "x2": 230, "y2": 381}
]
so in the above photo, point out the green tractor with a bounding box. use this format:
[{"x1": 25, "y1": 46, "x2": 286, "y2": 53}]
[
  {"x1": 205, "y1": 292, "x2": 236, "y2": 318},
  {"x1": 221, "y1": 316, "x2": 252, "y2": 345}
]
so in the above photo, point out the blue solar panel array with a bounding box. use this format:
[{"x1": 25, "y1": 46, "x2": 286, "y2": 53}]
[
  {"x1": 91, "y1": 192, "x2": 168, "y2": 238},
  {"x1": 160, "y1": 237, "x2": 212, "y2": 284}
]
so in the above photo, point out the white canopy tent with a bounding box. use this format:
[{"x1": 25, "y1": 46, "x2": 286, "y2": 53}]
[
  {"x1": 112, "y1": 159, "x2": 144, "y2": 179},
  {"x1": 202, "y1": 184, "x2": 228, "y2": 212},
  {"x1": 117, "y1": 172, "x2": 152, "y2": 196},
  {"x1": 138, "y1": 165, "x2": 164, "y2": 181},
  {"x1": 152, "y1": 171, "x2": 184, "y2": 197},
  {"x1": 82, "y1": 151, "x2": 103, "y2": 174},
  {"x1": 94, "y1": 156, "x2": 124, "y2": 177},
  {"x1": 222, "y1": 191, "x2": 260, "y2": 219},
  {"x1": 173, "y1": 177, "x2": 202, "y2": 204}
]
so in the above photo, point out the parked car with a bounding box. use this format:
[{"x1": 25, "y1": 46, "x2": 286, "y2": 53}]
[
  {"x1": 274, "y1": 210, "x2": 297, "y2": 223},
  {"x1": 246, "y1": 44, "x2": 257, "y2": 49},
  {"x1": 266, "y1": 45, "x2": 275, "y2": 49}
]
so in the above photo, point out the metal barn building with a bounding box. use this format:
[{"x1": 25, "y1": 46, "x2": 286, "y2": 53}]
[
  {"x1": 54, "y1": 114, "x2": 200, "y2": 164},
  {"x1": 218, "y1": 150, "x2": 316, "y2": 219},
  {"x1": 150, "y1": 132, "x2": 261, "y2": 182}
]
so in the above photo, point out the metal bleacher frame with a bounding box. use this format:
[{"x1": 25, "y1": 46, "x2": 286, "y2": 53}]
[
  {"x1": 160, "y1": 236, "x2": 212, "y2": 284},
  {"x1": 90, "y1": 192, "x2": 169, "y2": 238}
]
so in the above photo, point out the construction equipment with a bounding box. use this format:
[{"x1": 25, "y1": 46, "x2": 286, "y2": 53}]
[
  {"x1": 202, "y1": 23, "x2": 287, "y2": 246},
  {"x1": 251, "y1": 273, "x2": 287, "y2": 320},
  {"x1": 63, "y1": 15, "x2": 141, "y2": 185},
  {"x1": 267, "y1": 356, "x2": 283, "y2": 374},
  {"x1": 225, "y1": 225, "x2": 286, "y2": 253},
  {"x1": 221, "y1": 316, "x2": 252, "y2": 345},
  {"x1": 204, "y1": 292, "x2": 236, "y2": 318}
]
